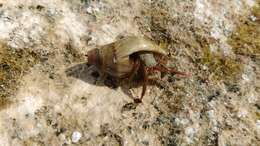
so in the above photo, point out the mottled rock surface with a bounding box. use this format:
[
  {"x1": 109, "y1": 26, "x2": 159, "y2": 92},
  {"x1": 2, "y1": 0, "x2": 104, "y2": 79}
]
[{"x1": 0, "y1": 0, "x2": 259, "y2": 146}]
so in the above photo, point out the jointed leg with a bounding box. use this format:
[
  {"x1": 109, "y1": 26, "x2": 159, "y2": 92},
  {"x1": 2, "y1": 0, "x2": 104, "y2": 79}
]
[
  {"x1": 134, "y1": 63, "x2": 148, "y2": 103},
  {"x1": 141, "y1": 67, "x2": 148, "y2": 99},
  {"x1": 127, "y1": 59, "x2": 141, "y2": 82}
]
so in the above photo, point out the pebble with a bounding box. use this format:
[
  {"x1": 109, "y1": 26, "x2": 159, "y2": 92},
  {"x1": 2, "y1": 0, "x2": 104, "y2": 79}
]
[
  {"x1": 175, "y1": 118, "x2": 189, "y2": 126},
  {"x1": 242, "y1": 74, "x2": 250, "y2": 82},
  {"x1": 237, "y1": 109, "x2": 248, "y2": 118},
  {"x1": 250, "y1": 15, "x2": 257, "y2": 21},
  {"x1": 86, "y1": 7, "x2": 93, "y2": 13},
  {"x1": 185, "y1": 127, "x2": 195, "y2": 137},
  {"x1": 256, "y1": 120, "x2": 260, "y2": 129},
  {"x1": 202, "y1": 65, "x2": 208, "y2": 70},
  {"x1": 207, "y1": 110, "x2": 215, "y2": 119},
  {"x1": 247, "y1": 92, "x2": 257, "y2": 103},
  {"x1": 185, "y1": 127, "x2": 195, "y2": 144},
  {"x1": 71, "y1": 131, "x2": 82, "y2": 143}
]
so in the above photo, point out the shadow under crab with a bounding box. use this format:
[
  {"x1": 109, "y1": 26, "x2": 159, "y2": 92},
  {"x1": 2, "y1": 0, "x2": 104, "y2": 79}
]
[{"x1": 65, "y1": 62, "x2": 146, "y2": 102}]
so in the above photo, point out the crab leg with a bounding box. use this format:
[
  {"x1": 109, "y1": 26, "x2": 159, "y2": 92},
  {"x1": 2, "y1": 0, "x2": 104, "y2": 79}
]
[
  {"x1": 127, "y1": 59, "x2": 141, "y2": 81},
  {"x1": 134, "y1": 62, "x2": 148, "y2": 103},
  {"x1": 141, "y1": 67, "x2": 148, "y2": 99}
]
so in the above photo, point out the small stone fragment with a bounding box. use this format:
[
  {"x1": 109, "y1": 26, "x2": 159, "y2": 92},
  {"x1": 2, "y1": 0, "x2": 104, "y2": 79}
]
[
  {"x1": 250, "y1": 15, "x2": 257, "y2": 21},
  {"x1": 256, "y1": 120, "x2": 260, "y2": 129},
  {"x1": 237, "y1": 109, "x2": 248, "y2": 118},
  {"x1": 71, "y1": 131, "x2": 82, "y2": 143},
  {"x1": 242, "y1": 74, "x2": 250, "y2": 82}
]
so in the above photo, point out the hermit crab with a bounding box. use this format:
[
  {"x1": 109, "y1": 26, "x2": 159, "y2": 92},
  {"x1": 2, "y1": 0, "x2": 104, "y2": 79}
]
[{"x1": 86, "y1": 36, "x2": 189, "y2": 103}]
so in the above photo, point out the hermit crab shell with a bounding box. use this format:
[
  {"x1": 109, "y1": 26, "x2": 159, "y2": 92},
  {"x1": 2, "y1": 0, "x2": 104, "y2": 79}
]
[
  {"x1": 113, "y1": 36, "x2": 167, "y2": 58},
  {"x1": 87, "y1": 36, "x2": 167, "y2": 78}
]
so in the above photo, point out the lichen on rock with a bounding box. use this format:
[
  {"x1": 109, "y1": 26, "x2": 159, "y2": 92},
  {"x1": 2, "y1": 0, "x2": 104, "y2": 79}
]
[{"x1": 0, "y1": 0, "x2": 259, "y2": 146}]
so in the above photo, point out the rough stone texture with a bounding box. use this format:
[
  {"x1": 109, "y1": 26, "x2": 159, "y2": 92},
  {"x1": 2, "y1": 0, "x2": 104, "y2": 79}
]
[{"x1": 0, "y1": 0, "x2": 259, "y2": 146}]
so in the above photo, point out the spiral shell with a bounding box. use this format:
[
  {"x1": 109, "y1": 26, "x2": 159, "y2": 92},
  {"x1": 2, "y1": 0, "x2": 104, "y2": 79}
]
[{"x1": 87, "y1": 36, "x2": 167, "y2": 78}]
